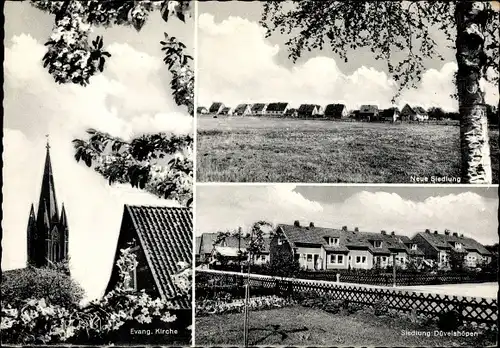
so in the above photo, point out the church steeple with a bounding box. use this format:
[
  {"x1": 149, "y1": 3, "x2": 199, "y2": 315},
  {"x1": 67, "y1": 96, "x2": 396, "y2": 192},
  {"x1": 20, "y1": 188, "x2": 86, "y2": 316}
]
[
  {"x1": 36, "y1": 138, "x2": 59, "y2": 226},
  {"x1": 27, "y1": 137, "x2": 69, "y2": 269}
]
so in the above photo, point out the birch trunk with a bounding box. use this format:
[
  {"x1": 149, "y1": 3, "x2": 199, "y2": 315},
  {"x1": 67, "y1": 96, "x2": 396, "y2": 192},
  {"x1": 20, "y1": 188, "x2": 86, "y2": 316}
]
[{"x1": 455, "y1": 1, "x2": 492, "y2": 183}]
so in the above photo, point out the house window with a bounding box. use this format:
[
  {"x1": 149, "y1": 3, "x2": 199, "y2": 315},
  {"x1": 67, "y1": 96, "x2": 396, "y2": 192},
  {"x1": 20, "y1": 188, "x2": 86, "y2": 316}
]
[
  {"x1": 382, "y1": 256, "x2": 387, "y2": 262},
  {"x1": 307, "y1": 254, "x2": 313, "y2": 262},
  {"x1": 411, "y1": 244, "x2": 417, "y2": 250},
  {"x1": 261, "y1": 255, "x2": 266, "y2": 261},
  {"x1": 328, "y1": 237, "x2": 339, "y2": 246},
  {"x1": 125, "y1": 266, "x2": 137, "y2": 291},
  {"x1": 277, "y1": 238, "x2": 283, "y2": 246},
  {"x1": 356, "y1": 256, "x2": 366, "y2": 264},
  {"x1": 373, "y1": 240, "x2": 382, "y2": 248},
  {"x1": 329, "y1": 255, "x2": 344, "y2": 264}
]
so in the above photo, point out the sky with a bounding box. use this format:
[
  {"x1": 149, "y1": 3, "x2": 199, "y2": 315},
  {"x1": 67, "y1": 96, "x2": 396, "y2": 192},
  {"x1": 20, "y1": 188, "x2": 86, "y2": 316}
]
[
  {"x1": 2, "y1": 2, "x2": 194, "y2": 301},
  {"x1": 197, "y1": 1, "x2": 499, "y2": 111},
  {"x1": 196, "y1": 184, "x2": 499, "y2": 246}
]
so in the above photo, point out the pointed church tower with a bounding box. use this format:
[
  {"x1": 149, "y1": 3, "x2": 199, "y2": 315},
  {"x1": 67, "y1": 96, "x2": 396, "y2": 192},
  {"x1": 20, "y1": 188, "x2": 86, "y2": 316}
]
[{"x1": 27, "y1": 137, "x2": 69, "y2": 269}]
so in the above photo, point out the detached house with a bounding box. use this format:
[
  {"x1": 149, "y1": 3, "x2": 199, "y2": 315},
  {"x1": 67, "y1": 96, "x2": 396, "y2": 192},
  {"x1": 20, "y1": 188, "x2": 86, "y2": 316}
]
[
  {"x1": 381, "y1": 107, "x2": 400, "y2": 122},
  {"x1": 412, "y1": 230, "x2": 492, "y2": 269},
  {"x1": 196, "y1": 232, "x2": 271, "y2": 265},
  {"x1": 197, "y1": 106, "x2": 209, "y2": 115},
  {"x1": 219, "y1": 107, "x2": 233, "y2": 116},
  {"x1": 233, "y1": 104, "x2": 252, "y2": 116},
  {"x1": 298, "y1": 104, "x2": 323, "y2": 118},
  {"x1": 285, "y1": 108, "x2": 298, "y2": 118},
  {"x1": 271, "y1": 221, "x2": 422, "y2": 270},
  {"x1": 266, "y1": 102, "x2": 289, "y2": 116},
  {"x1": 324, "y1": 104, "x2": 348, "y2": 119},
  {"x1": 400, "y1": 104, "x2": 429, "y2": 121},
  {"x1": 208, "y1": 102, "x2": 225, "y2": 114},
  {"x1": 251, "y1": 103, "x2": 268, "y2": 116},
  {"x1": 358, "y1": 105, "x2": 379, "y2": 121}
]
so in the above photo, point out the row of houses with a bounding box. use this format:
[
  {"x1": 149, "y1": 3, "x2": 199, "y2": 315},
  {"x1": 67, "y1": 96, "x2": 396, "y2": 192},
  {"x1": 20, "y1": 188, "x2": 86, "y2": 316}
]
[
  {"x1": 199, "y1": 102, "x2": 431, "y2": 122},
  {"x1": 196, "y1": 221, "x2": 493, "y2": 271}
]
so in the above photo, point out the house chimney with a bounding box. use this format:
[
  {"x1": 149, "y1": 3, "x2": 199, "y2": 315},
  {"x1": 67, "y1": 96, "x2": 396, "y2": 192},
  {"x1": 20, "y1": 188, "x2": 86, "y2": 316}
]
[
  {"x1": 354, "y1": 227, "x2": 359, "y2": 232},
  {"x1": 425, "y1": 229, "x2": 431, "y2": 234},
  {"x1": 460, "y1": 234, "x2": 464, "y2": 238},
  {"x1": 434, "y1": 230, "x2": 438, "y2": 234},
  {"x1": 445, "y1": 231, "x2": 450, "y2": 236},
  {"x1": 294, "y1": 220, "x2": 300, "y2": 227},
  {"x1": 452, "y1": 232, "x2": 458, "y2": 237},
  {"x1": 381, "y1": 230, "x2": 386, "y2": 235},
  {"x1": 309, "y1": 222, "x2": 315, "y2": 228},
  {"x1": 391, "y1": 231, "x2": 395, "y2": 236},
  {"x1": 342, "y1": 226, "x2": 348, "y2": 231}
]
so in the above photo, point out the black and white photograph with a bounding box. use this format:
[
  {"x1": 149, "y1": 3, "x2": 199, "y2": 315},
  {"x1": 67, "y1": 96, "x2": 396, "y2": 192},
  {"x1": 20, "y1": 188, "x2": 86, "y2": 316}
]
[
  {"x1": 196, "y1": 1, "x2": 499, "y2": 184},
  {"x1": 195, "y1": 184, "x2": 498, "y2": 346},
  {"x1": 1, "y1": 1, "x2": 194, "y2": 345}
]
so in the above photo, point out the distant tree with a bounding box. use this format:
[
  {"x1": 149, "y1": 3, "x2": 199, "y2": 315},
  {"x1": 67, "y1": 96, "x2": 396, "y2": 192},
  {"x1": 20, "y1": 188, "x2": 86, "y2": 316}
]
[
  {"x1": 262, "y1": 1, "x2": 499, "y2": 183},
  {"x1": 449, "y1": 250, "x2": 467, "y2": 271},
  {"x1": 1, "y1": 266, "x2": 85, "y2": 308},
  {"x1": 428, "y1": 107, "x2": 446, "y2": 120}
]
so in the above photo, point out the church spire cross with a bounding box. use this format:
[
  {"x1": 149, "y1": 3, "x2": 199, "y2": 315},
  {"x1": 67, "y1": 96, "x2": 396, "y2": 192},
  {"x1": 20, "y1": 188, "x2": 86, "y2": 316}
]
[{"x1": 45, "y1": 134, "x2": 50, "y2": 150}]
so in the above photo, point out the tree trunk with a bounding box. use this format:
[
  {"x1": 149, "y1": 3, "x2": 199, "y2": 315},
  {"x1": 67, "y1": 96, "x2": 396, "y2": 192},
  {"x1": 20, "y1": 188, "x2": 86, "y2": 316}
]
[{"x1": 455, "y1": 1, "x2": 492, "y2": 183}]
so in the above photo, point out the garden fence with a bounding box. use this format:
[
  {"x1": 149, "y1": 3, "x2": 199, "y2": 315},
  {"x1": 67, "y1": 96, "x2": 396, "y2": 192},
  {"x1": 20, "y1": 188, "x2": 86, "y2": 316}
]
[{"x1": 196, "y1": 269, "x2": 498, "y2": 328}]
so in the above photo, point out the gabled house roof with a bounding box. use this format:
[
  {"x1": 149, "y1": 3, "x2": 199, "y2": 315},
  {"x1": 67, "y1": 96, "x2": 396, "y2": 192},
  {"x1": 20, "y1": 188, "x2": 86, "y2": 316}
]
[
  {"x1": 381, "y1": 107, "x2": 399, "y2": 118},
  {"x1": 266, "y1": 102, "x2": 289, "y2": 112},
  {"x1": 359, "y1": 105, "x2": 379, "y2": 114},
  {"x1": 276, "y1": 223, "x2": 419, "y2": 256},
  {"x1": 413, "y1": 106, "x2": 428, "y2": 115},
  {"x1": 298, "y1": 104, "x2": 320, "y2": 114},
  {"x1": 415, "y1": 231, "x2": 491, "y2": 255},
  {"x1": 209, "y1": 102, "x2": 224, "y2": 113},
  {"x1": 324, "y1": 104, "x2": 346, "y2": 117},
  {"x1": 219, "y1": 107, "x2": 231, "y2": 115},
  {"x1": 251, "y1": 103, "x2": 267, "y2": 112},
  {"x1": 117, "y1": 205, "x2": 192, "y2": 307},
  {"x1": 198, "y1": 232, "x2": 271, "y2": 255},
  {"x1": 234, "y1": 104, "x2": 251, "y2": 114}
]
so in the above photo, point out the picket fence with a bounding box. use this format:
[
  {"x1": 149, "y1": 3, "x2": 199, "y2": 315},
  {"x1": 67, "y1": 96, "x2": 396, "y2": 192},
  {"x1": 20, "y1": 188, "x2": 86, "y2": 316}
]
[{"x1": 196, "y1": 269, "x2": 498, "y2": 328}]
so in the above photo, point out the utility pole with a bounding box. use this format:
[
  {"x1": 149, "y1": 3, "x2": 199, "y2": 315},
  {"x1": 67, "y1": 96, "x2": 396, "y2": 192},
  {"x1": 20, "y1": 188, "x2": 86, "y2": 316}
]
[
  {"x1": 392, "y1": 253, "x2": 397, "y2": 287},
  {"x1": 243, "y1": 227, "x2": 254, "y2": 347}
]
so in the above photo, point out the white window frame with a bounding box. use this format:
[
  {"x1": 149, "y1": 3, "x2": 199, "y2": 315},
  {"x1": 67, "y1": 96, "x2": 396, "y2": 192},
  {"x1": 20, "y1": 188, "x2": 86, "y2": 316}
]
[
  {"x1": 307, "y1": 254, "x2": 313, "y2": 262},
  {"x1": 411, "y1": 244, "x2": 418, "y2": 250},
  {"x1": 329, "y1": 237, "x2": 340, "y2": 246}
]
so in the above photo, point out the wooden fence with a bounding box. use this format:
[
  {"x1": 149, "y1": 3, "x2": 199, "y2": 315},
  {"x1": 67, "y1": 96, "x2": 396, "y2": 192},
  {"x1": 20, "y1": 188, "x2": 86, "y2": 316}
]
[{"x1": 196, "y1": 270, "x2": 498, "y2": 328}]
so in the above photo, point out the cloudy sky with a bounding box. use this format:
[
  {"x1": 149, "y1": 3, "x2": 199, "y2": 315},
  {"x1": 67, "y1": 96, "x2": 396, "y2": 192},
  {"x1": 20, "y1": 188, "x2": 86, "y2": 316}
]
[
  {"x1": 197, "y1": 1, "x2": 498, "y2": 111},
  {"x1": 196, "y1": 185, "x2": 499, "y2": 246},
  {"x1": 2, "y1": 2, "x2": 193, "y2": 301}
]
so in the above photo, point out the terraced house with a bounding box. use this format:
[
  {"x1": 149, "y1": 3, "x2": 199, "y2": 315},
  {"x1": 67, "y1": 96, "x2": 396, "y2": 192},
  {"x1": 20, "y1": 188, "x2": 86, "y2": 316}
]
[
  {"x1": 270, "y1": 221, "x2": 424, "y2": 270},
  {"x1": 412, "y1": 230, "x2": 492, "y2": 269}
]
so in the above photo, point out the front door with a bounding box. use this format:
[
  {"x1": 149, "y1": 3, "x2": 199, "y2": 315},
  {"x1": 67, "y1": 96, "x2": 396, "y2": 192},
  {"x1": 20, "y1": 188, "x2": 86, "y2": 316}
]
[{"x1": 314, "y1": 254, "x2": 319, "y2": 270}]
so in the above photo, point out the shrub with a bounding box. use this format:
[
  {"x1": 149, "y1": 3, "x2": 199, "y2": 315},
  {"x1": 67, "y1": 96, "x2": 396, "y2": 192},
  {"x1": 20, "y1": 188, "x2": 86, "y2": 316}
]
[
  {"x1": 437, "y1": 310, "x2": 461, "y2": 331},
  {"x1": 0, "y1": 247, "x2": 191, "y2": 345},
  {"x1": 373, "y1": 299, "x2": 389, "y2": 316},
  {"x1": 1, "y1": 265, "x2": 85, "y2": 307},
  {"x1": 195, "y1": 295, "x2": 290, "y2": 317}
]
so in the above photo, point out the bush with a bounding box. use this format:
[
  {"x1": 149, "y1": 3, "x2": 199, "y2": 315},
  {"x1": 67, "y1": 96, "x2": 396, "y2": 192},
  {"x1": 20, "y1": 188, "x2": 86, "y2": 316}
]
[
  {"x1": 373, "y1": 299, "x2": 389, "y2": 316},
  {"x1": 438, "y1": 310, "x2": 461, "y2": 331},
  {"x1": 195, "y1": 295, "x2": 290, "y2": 317},
  {"x1": 0, "y1": 248, "x2": 191, "y2": 345},
  {"x1": 1, "y1": 266, "x2": 85, "y2": 307}
]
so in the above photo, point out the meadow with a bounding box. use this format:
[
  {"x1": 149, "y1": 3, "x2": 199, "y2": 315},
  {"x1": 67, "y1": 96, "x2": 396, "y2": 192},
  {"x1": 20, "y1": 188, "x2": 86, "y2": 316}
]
[{"x1": 197, "y1": 117, "x2": 499, "y2": 183}]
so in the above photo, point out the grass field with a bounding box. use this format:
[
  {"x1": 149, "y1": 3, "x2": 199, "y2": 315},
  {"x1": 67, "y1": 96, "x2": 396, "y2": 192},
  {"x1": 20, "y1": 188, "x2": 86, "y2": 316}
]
[
  {"x1": 195, "y1": 306, "x2": 493, "y2": 346},
  {"x1": 197, "y1": 117, "x2": 499, "y2": 183}
]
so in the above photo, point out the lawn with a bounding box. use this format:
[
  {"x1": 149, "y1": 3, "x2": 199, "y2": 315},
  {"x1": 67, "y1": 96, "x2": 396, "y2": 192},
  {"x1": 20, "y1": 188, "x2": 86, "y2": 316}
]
[
  {"x1": 195, "y1": 305, "x2": 494, "y2": 346},
  {"x1": 197, "y1": 117, "x2": 499, "y2": 183}
]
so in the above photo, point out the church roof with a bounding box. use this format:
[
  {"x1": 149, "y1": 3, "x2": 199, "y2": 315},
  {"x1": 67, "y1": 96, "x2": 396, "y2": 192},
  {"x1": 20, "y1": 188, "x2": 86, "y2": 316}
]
[{"x1": 124, "y1": 205, "x2": 192, "y2": 307}]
